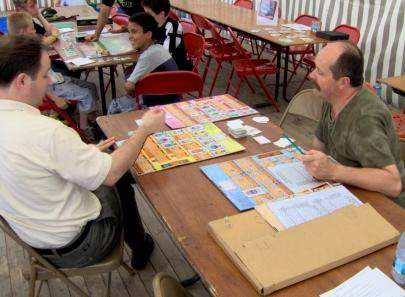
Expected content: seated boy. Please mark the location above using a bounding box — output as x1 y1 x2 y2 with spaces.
141 0 191 70
108 12 179 114
7 12 100 139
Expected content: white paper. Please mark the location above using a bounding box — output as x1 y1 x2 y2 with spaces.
282 23 311 31
267 185 363 229
274 137 292 148
253 135 271 144
320 266 404 297
115 139 127 147
278 38 294 43
135 119 143 126
59 28 74 34
66 57 95 66
244 125 262 136
81 28 109 35
268 161 323 193
252 116 269 123
227 119 244 129
250 29 261 33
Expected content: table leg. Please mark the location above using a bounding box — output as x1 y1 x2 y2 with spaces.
98 67 107 115
283 47 290 102
110 66 117 99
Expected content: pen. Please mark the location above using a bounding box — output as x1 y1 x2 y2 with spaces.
282 133 305 154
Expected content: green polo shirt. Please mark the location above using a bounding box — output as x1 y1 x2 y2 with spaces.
315 86 405 207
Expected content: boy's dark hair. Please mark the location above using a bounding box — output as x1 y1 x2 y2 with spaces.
129 12 158 39
0 35 47 87
330 41 364 87
141 0 171 15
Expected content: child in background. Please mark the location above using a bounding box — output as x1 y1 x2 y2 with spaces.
108 12 178 114
141 0 191 70
7 12 100 140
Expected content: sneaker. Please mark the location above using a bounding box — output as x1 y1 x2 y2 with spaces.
131 233 155 270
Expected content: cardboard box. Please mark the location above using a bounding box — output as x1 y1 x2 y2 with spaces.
209 204 399 295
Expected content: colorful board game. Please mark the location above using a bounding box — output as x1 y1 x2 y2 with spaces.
162 94 258 129
77 33 133 58
201 148 328 211
134 122 245 175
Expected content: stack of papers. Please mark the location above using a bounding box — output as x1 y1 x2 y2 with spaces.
274 136 295 148
282 23 311 31
320 266 404 297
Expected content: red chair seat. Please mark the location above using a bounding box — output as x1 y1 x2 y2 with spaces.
232 59 278 75
302 54 315 66
289 44 313 55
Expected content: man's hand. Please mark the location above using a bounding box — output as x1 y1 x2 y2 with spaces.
301 150 339 180
138 108 165 136
85 34 99 42
96 137 116 151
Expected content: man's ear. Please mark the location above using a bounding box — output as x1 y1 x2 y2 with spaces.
338 76 351 90
14 73 31 90
146 30 153 40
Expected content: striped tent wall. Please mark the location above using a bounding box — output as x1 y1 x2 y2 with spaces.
219 0 404 107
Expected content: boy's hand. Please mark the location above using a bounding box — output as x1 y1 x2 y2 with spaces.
52 96 69 109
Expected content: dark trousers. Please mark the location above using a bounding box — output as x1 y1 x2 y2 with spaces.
39 172 146 268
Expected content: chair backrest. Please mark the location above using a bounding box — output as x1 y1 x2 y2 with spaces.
135 71 203 108
190 13 212 35
334 24 361 44
278 89 323 128
294 14 320 27
168 9 180 22
227 27 252 61
153 272 194 297
183 32 205 72
364 81 376 94
180 19 197 34
234 0 253 9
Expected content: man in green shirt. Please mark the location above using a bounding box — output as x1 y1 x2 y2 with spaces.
302 41 405 207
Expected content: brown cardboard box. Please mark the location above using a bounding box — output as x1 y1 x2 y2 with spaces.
208 204 399 295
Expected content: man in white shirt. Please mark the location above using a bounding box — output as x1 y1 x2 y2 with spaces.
0 35 165 269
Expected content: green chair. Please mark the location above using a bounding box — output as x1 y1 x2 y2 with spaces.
153 272 194 297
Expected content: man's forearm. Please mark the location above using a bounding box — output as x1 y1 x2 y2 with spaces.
94 5 111 37
333 164 402 198
103 126 150 186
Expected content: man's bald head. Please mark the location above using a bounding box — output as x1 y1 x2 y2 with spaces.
323 41 364 87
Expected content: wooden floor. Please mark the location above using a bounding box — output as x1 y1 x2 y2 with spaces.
0 48 319 297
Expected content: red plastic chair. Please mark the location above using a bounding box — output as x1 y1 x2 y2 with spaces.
38 96 90 143
183 32 205 72
234 0 253 9
134 71 203 110
294 24 361 94
168 9 180 22
180 19 197 34
190 12 218 49
226 28 280 112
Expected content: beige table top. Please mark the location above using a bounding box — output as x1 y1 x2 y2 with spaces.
171 0 328 47
380 75 405 93
97 108 405 297
52 5 138 71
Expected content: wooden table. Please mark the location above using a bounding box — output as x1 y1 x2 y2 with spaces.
97 110 405 297
380 75 405 97
171 0 329 102
52 5 139 114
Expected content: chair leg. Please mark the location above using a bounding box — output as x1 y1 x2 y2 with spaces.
208 61 222 96
29 260 37 297
35 281 44 297
294 67 313 95
121 262 135 275
202 55 212 84
225 68 235 93
244 77 256 94
234 76 245 98
106 272 112 297
256 74 280 112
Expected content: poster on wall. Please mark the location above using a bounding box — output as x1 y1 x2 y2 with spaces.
256 0 278 26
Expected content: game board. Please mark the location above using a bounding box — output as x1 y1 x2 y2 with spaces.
201 148 328 211
162 94 258 129
77 33 133 58
134 122 245 175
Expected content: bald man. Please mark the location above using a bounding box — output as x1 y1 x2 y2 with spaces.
301 41 405 207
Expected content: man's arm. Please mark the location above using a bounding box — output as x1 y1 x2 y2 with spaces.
103 108 165 186
86 4 112 41
302 150 402 198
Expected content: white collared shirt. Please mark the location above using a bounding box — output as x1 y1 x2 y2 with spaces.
0 100 112 248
